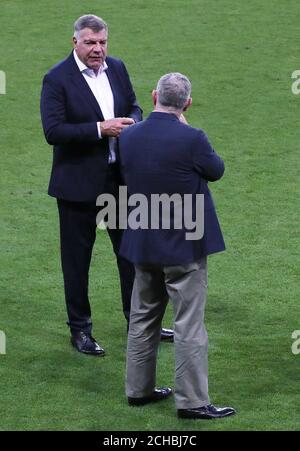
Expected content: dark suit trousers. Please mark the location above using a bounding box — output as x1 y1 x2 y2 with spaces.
57 165 134 333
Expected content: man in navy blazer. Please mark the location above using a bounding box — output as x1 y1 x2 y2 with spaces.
40 15 144 356
119 73 236 419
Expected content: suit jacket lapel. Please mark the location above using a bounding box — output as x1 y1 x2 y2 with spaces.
106 63 120 118
66 53 105 120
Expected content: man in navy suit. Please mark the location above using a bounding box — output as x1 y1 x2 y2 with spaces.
119 73 236 419
41 15 173 356
40 15 173 355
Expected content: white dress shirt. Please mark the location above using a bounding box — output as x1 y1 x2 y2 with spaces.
73 49 116 163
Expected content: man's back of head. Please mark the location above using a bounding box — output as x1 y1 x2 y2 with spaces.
154 72 192 114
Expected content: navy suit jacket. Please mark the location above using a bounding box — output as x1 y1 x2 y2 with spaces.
119 112 225 265
40 52 142 202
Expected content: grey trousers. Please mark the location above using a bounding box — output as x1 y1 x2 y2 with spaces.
126 257 210 409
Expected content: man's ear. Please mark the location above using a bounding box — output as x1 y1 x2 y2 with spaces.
152 90 158 106
183 97 192 112
72 37 77 48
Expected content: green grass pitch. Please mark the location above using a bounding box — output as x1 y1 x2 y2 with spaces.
0 0 299 431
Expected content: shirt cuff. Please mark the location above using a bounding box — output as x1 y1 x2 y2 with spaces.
97 122 102 139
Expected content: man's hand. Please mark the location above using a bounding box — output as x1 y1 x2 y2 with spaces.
100 117 135 137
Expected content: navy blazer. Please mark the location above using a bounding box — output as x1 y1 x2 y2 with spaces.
40 52 142 202
119 112 225 265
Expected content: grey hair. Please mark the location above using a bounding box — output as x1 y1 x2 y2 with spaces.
73 15 108 40
156 73 191 110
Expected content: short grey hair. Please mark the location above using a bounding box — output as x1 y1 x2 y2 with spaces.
74 15 108 40
156 73 191 110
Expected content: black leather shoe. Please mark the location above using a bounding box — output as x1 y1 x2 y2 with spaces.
71 331 105 356
160 328 174 342
178 404 236 419
128 387 172 406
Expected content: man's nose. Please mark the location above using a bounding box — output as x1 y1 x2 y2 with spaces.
93 42 103 52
